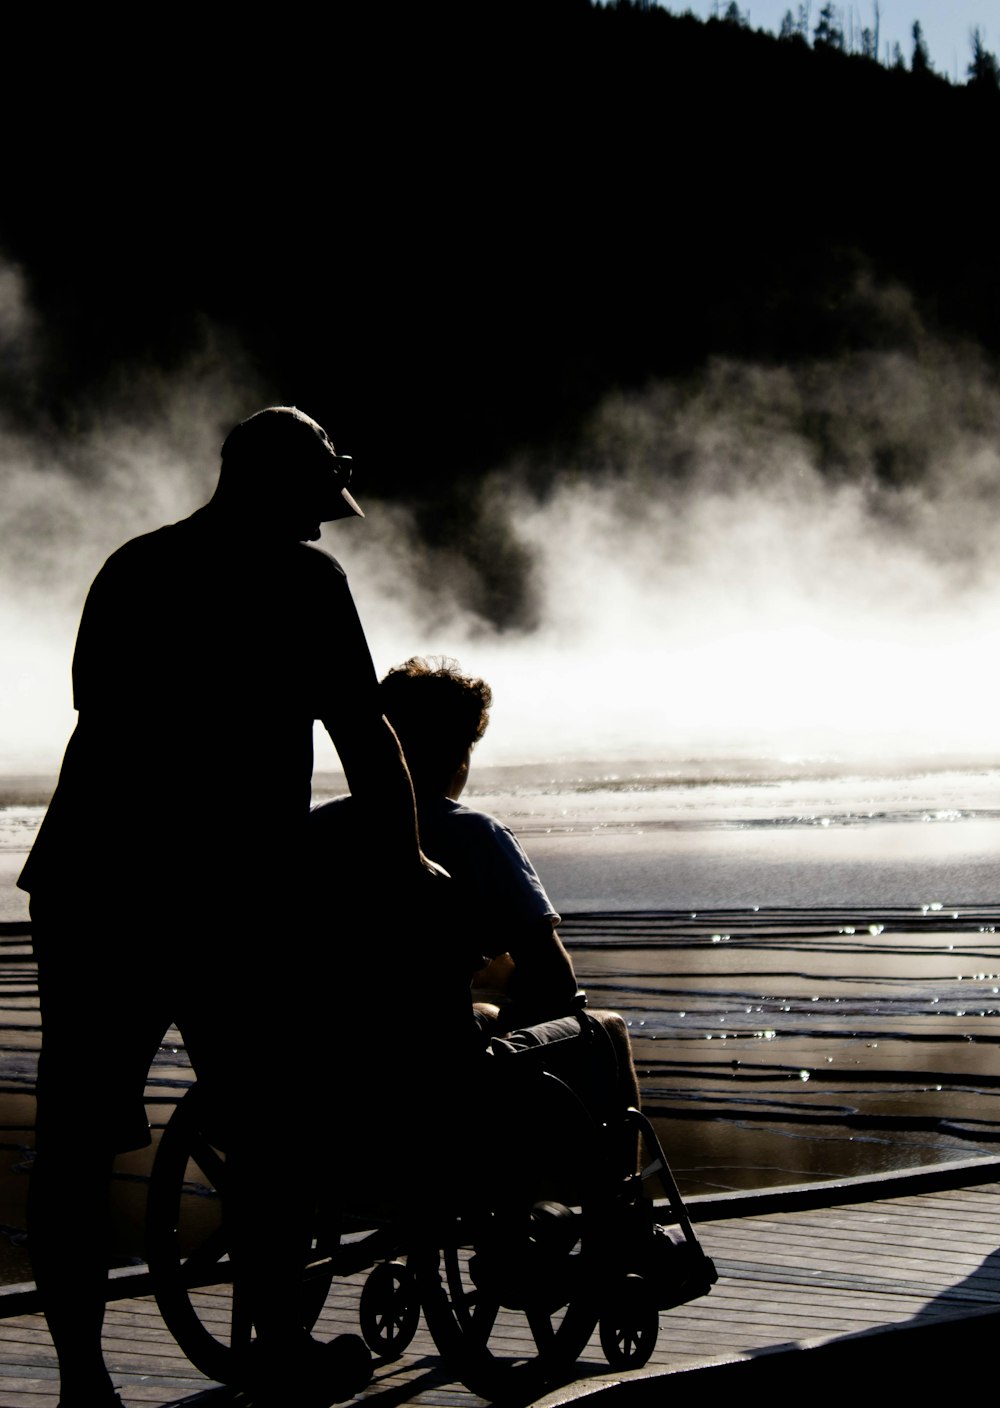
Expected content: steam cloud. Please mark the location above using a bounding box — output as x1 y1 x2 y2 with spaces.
3 258 999 775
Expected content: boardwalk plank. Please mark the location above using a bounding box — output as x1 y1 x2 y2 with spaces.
3 1188 1000 1405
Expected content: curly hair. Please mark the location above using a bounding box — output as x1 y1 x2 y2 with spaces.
379 656 492 793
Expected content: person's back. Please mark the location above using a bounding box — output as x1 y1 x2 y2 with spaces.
23 475 377 915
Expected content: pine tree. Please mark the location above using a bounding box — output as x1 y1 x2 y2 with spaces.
814 2 844 50
968 26 1000 92
911 20 931 75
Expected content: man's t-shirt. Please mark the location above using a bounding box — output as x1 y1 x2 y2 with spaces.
307 794 560 1064
20 504 380 914
414 796 560 949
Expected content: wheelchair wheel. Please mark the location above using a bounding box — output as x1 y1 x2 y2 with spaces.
599 1274 659 1369
145 1087 337 1384
414 1199 601 1400
359 1259 420 1360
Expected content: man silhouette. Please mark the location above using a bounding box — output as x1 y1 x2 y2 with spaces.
20 407 428 1407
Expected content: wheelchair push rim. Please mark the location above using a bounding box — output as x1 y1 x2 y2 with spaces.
412 1200 601 1401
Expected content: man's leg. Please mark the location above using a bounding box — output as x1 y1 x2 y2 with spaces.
27 1145 120 1405
587 1009 641 1111
177 969 320 1348
586 1008 642 1171
490 1010 642 1182
178 960 371 1406
30 901 164 1407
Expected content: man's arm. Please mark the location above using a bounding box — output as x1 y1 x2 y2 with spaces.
316 562 445 876
500 919 581 1026
322 699 449 878
458 812 577 1023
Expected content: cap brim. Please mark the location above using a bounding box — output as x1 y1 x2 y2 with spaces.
340 486 364 518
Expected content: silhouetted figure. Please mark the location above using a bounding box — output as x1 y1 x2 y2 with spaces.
20 407 428 1408
309 656 641 1199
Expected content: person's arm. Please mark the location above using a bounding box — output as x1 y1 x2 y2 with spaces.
327 702 438 868
461 812 577 1023
498 919 582 1027
317 563 445 876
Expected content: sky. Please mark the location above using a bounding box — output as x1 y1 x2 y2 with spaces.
657 1 998 80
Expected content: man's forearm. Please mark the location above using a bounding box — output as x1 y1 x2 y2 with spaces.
323 711 427 867
504 923 580 1022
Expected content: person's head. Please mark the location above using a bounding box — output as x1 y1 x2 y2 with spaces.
215 406 362 540
379 656 492 801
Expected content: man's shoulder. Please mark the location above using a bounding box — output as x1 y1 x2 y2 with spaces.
422 799 558 922
441 800 513 834
294 541 348 581
444 801 504 828
93 510 214 581
422 799 522 853
309 795 354 829
100 518 189 568
268 541 350 598
97 516 347 582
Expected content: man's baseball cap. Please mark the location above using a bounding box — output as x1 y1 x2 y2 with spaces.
221 406 363 519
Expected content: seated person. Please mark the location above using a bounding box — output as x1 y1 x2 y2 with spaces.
308 656 640 1198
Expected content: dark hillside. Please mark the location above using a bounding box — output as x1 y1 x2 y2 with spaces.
2 1 996 498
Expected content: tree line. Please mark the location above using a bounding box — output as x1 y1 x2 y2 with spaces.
693 2 999 88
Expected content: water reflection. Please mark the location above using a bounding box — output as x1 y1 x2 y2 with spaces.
562 906 1000 1195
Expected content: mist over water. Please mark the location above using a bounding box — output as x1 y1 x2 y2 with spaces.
3 257 1000 778
336 305 1000 772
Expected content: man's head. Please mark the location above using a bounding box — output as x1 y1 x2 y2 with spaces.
379 657 492 800
216 406 362 540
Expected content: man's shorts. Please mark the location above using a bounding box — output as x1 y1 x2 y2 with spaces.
488 1010 621 1122
479 1010 624 1201
31 900 175 1153
30 896 268 1156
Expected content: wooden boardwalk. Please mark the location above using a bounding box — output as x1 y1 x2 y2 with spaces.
4 1159 1000 1406
5 907 1000 1404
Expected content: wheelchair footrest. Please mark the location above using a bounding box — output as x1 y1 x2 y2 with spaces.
645 1227 715 1312
619 1221 718 1310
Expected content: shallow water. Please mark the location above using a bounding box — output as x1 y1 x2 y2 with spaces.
2 760 999 1282
559 908 1000 1195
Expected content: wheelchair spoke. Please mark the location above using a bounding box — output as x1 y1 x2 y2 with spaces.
610 1325 635 1356
229 1279 254 1351
598 1276 659 1369
359 1260 420 1360
181 1226 230 1286
526 1303 556 1354
416 1205 600 1400
188 1133 226 1191
468 1293 499 1344
443 1247 474 1332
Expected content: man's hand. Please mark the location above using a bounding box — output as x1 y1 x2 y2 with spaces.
420 852 450 880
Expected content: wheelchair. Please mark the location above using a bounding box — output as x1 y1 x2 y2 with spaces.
146 1058 716 1401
